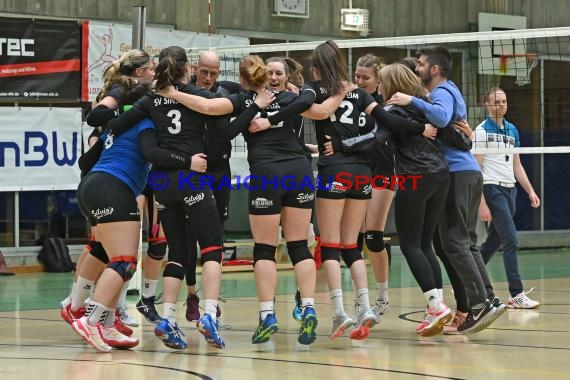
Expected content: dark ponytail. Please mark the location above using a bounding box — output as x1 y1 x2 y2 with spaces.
154 46 188 90
312 40 350 95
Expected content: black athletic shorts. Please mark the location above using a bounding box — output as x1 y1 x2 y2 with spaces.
248 158 315 215
316 163 372 200
77 171 140 226
152 168 218 212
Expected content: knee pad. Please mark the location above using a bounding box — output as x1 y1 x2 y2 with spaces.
88 241 110 264
147 236 167 260
163 262 186 280
320 242 341 262
287 240 314 266
200 246 223 264
340 245 363 268
365 230 385 252
253 243 276 266
107 256 137 281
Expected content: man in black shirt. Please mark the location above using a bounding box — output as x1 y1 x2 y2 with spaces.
185 51 235 321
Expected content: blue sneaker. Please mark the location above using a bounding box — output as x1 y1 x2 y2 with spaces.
297 306 318 345
251 313 279 344
197 314 225 349
154 318 187 350
136 296 162 324
292 290 303 322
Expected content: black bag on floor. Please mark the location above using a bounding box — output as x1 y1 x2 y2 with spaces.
38 236 75 272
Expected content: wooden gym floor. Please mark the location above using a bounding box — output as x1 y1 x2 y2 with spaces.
0 249 569 379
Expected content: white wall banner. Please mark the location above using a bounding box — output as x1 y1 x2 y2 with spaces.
0 107 82 191
86 21 249 101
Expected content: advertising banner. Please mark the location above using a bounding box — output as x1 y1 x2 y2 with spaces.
0 17 81 100
0 107 82 191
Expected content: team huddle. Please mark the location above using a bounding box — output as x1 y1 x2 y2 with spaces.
58 41 541 353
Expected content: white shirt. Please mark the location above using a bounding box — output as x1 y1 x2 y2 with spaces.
472 118 520 184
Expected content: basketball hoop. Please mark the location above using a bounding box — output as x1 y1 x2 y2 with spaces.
499 53 539 86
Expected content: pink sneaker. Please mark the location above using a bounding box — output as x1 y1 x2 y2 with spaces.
99 325 139 349
60 304 85 325
71 316 112 353
416 302 452 337
114 310 134 337
350 306 378 340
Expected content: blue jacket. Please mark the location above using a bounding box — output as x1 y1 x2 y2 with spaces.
411 81 479 173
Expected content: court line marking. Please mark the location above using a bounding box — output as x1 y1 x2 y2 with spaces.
0 357 212 379
0 353 464 379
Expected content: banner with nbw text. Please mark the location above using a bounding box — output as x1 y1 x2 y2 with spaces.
0 17 81 100
0 107 82 191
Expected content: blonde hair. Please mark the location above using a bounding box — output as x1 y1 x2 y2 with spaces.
239 55 268 89
100 49 151 98
378 64 427 100
355 54 385 78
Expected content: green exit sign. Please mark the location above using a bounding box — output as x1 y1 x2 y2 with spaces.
344 14 364 26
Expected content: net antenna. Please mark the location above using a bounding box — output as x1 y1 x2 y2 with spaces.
499 53 539 86
208 0 212 49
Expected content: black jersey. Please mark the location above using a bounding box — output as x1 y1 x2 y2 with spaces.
304 81 374 166
360 92 384 135
386 104 448 178
230 90 308 168
266 81 425 169
217 80 243 95
359 91 394 173
106 82 237 167
205 83 232 163
106 84 124 102
94 84 124 104
190 78 241 164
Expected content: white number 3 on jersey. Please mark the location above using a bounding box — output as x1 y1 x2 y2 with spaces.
167 109 182 134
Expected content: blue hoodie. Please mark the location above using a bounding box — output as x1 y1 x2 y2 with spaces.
410 80 479 173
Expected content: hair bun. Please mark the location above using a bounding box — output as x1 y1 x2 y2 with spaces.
120 61 135 75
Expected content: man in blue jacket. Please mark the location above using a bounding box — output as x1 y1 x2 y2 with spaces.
388 46 505 334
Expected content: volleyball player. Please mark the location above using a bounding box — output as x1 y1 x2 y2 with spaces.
324 63 453 336
61 49 155 332
106 46 252 350
155 54 349 345
72 78 202 352
134 185 165 324
353 54 393 324
249 41 434 340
